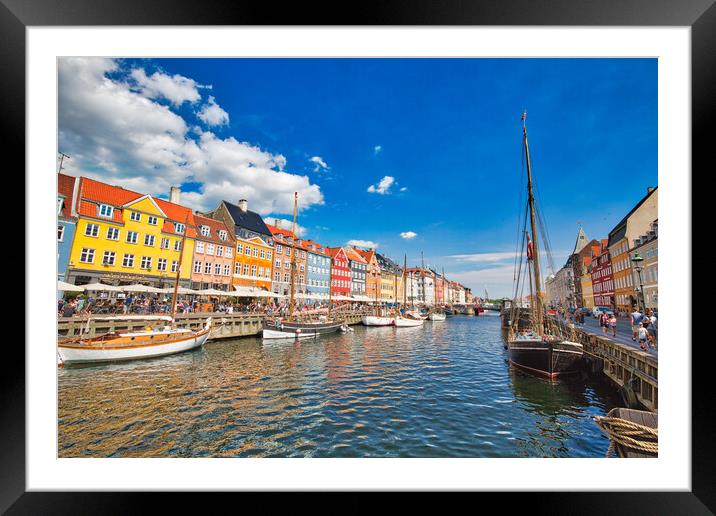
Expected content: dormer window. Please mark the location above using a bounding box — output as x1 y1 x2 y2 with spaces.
275 234 283 240
98 204 114 218
201 225 210 237
218 230 227 241
174 222 185 234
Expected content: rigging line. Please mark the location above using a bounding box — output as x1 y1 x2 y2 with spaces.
513 126 527 283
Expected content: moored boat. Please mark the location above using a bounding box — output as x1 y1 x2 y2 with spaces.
362 315 395 326
428 311 446 321
394 314 424 327
506 113 584 379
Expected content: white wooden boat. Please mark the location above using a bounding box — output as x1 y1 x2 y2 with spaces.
57 318 212 364
428 312 446 321
394 315 424 327
362 315 395 326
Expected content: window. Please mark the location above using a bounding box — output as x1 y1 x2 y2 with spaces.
57 225 65 242
171 261 178 273
267 251 272 260
275 272 281 281
276 245 282 254
223 264 230 276
144 234 155 246
174 222 185 234
122 253 135 268
85 223 99 237
57 197 64 215
260 249 265 259
206 243 215 255
286 248 291 256
194 261 202 273
79 248 95 263
214 263 221 275
161 237 170 249
130 211 141 222
157 258 167 271
204 262 212 274
201 226 210 237
251 265 257 276
258 266 263 277
126 231 138 244
106 227 120 240
174 240 181 251
245 246 251 256
148 216 158 225
140 256 152 270
218 230 227 241
236 243 243 254
284 273 290 282
253 248 259 257
98 204 114 218
275 259 281 269
225 247 232 258
217 246 224 257
196 241 205 253
102 251 115 266
244 264 250 275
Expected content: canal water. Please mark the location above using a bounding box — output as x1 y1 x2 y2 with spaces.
58 314 621 457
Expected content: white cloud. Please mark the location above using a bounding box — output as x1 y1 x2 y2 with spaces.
400 231 417 239
309 156 329 172
58 58 323 215
197 96 229 126
373 145 382 155
400 187 407 192
347 239 379 249
367 175 395 195
130 67 202 106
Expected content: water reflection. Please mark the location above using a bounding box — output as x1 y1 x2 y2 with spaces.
58 316 617 458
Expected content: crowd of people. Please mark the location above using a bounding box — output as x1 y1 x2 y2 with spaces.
58 295 368 318
630 308 658 351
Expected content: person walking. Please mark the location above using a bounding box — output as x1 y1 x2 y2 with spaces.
630 308 643 341
638 323 649 351
599 312 609 335
608 312 618 337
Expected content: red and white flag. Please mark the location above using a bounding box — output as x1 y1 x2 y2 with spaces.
526 234 534 261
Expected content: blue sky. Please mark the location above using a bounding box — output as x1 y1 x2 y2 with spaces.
58 58 657 297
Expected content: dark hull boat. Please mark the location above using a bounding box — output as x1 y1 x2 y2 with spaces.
262 319 344 339
508 335 584 379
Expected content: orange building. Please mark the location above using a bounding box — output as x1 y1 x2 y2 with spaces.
354 248 380 301
190 214 236 291
266 223 308 296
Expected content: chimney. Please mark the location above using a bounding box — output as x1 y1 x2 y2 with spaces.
274 219 281 229
238 199 248 212
169 186 181 204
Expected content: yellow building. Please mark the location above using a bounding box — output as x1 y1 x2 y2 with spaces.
66 176 196 288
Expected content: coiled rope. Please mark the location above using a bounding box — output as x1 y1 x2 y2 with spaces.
594 416 658 457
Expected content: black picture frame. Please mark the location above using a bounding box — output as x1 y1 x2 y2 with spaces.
5 0 708 512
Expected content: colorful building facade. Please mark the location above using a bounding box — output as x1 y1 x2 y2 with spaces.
267 223 308 296
630 220 658 310
57 173 79 283
328 247 352 297
207 200 274 291
190 214 235 291
344 247 368 297
590 240 613 308
66 176 196 288
304 240 331 301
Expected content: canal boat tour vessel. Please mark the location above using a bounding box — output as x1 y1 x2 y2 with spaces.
262 192 344 339
57 217 213 364
506 113 583 379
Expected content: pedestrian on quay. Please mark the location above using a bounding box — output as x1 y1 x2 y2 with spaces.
61 299 76 318
599 312 609 335
608 312 617 337
630 307 643 341
638 323 649 351
58 298 65 314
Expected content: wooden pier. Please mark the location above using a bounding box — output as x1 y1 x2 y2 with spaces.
58 311 368 341
546 316 658 412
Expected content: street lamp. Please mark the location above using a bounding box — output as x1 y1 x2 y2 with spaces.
631 251 645 311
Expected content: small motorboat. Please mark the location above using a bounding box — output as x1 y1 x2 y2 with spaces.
394 314 424 327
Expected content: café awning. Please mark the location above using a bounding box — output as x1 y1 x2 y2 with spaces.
57 280 84 292
80 282 123 292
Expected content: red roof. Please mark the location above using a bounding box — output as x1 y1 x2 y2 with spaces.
76 176 197 237
344 247 367 263
327 247 348 260
354 247 376 263
193 214 235 245
57 173 77 218
266 224 298 241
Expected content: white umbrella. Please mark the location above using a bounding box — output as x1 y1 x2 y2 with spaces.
195 288 229 296
81 282 123 292
121 283 164 293
57 280 84 292
160 286 199 295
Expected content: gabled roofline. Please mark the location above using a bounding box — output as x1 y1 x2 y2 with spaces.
121 194 168 218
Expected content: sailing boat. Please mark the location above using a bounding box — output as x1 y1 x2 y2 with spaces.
395 255 424 327
262 192 345 339
361 263 394 326
507 112 583 379
57 216 212 364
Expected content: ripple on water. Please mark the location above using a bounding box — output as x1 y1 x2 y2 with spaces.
58 316 620 458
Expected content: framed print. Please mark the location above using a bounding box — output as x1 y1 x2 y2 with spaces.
5 0 711 512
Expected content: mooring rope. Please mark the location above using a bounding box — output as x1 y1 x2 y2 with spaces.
594 416 658 457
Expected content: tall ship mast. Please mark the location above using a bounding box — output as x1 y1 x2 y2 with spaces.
506 112 584 379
